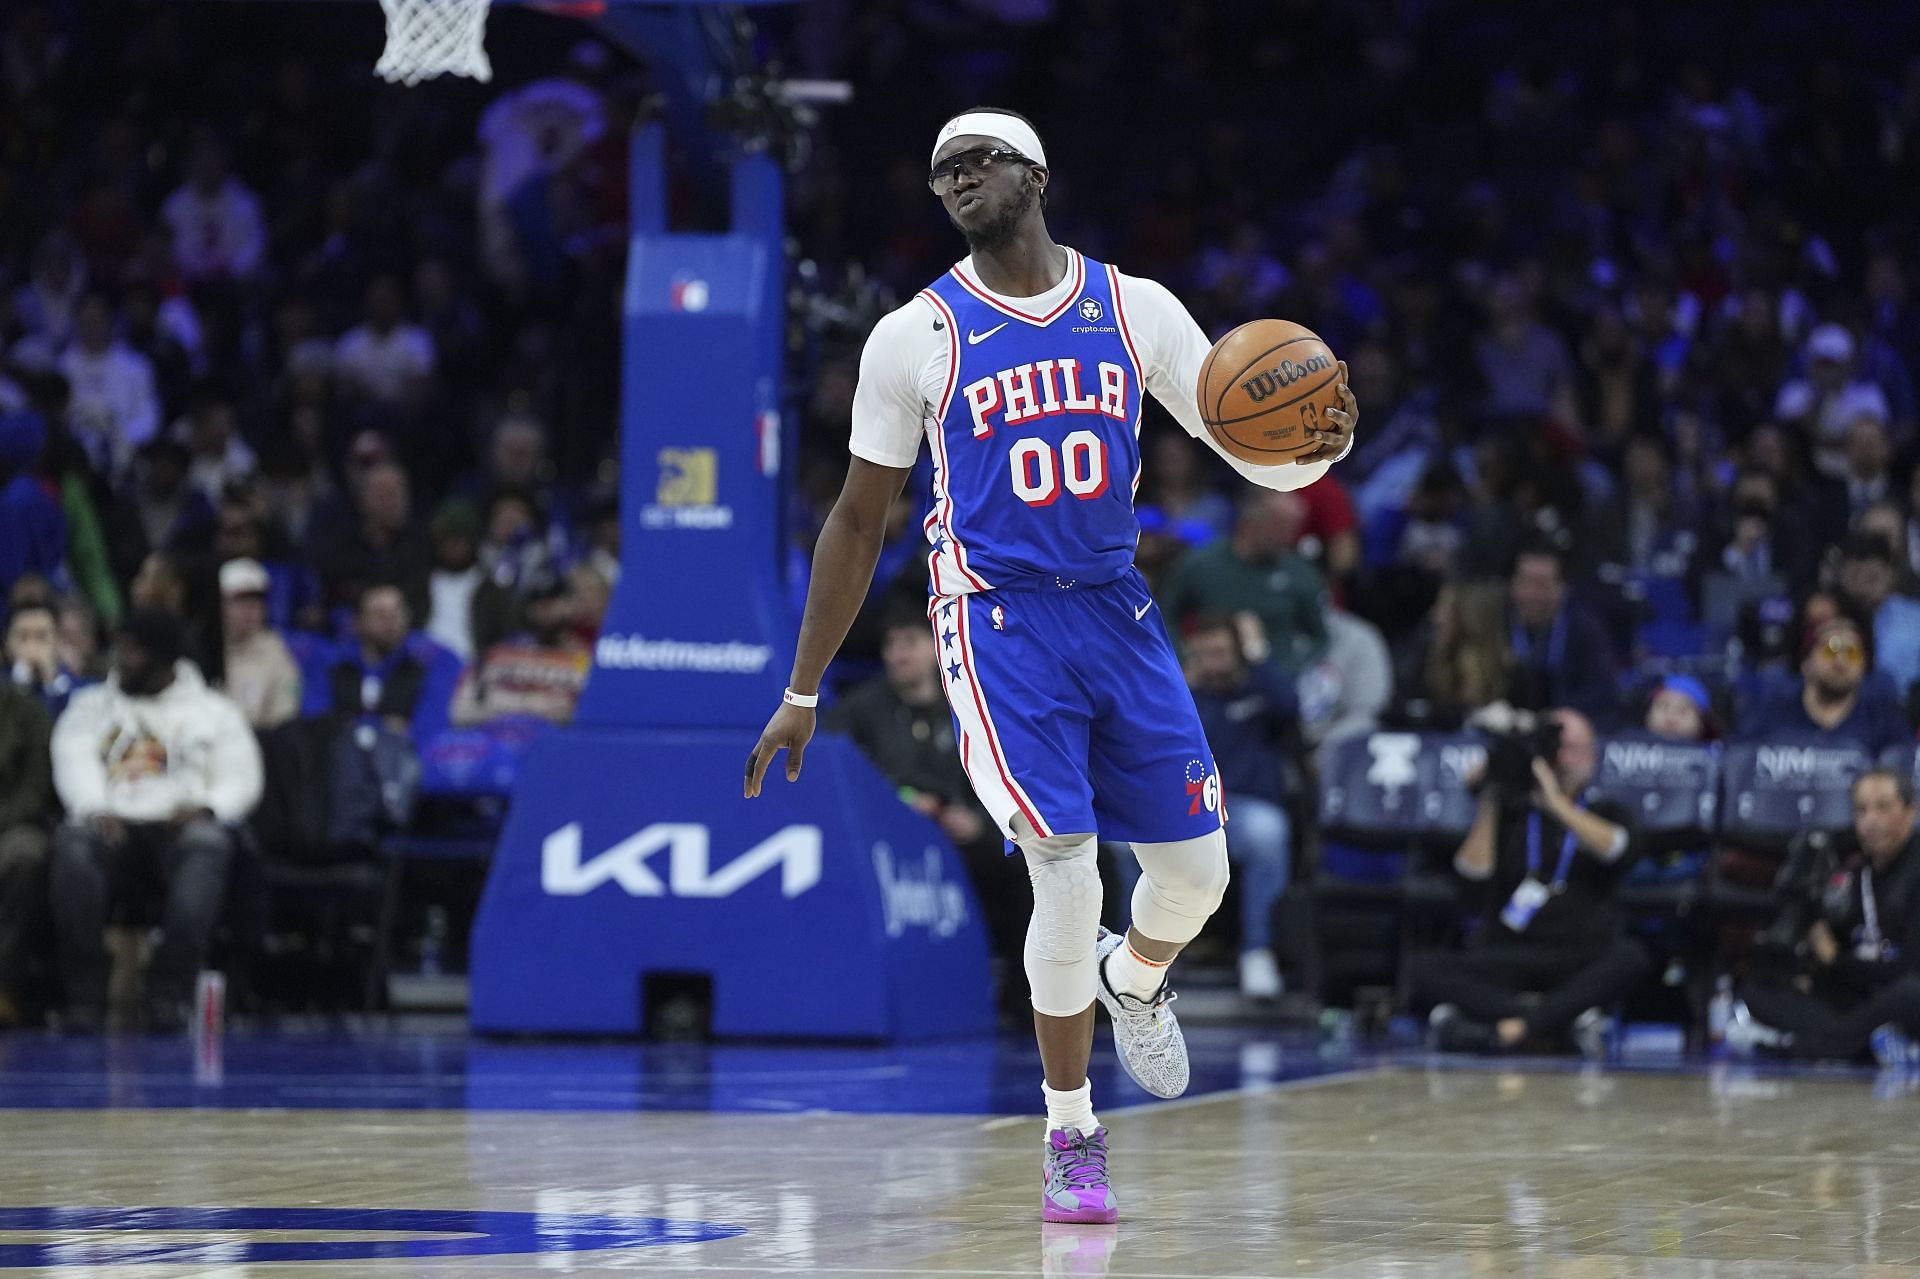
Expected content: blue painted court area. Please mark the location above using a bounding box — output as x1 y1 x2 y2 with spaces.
0 1207 742 1267
0 1025 1366 1113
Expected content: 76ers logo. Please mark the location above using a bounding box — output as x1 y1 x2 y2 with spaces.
1184 759 1221 816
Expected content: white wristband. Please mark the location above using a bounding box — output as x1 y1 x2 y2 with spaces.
783 687 819 708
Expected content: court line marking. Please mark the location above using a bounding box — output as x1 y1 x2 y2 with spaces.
976 1065 1380 1130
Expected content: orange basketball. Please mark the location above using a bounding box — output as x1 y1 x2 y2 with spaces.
1197 319 1343 463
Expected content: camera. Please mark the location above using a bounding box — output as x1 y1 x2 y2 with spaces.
1474 706 1563 803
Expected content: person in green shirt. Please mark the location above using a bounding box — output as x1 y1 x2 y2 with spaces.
1159 489 1330 674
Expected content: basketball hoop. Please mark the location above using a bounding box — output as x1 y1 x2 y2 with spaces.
374 0 494 86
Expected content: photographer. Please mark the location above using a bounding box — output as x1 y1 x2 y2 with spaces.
1409 708 1651 1054
1737 769 1920 1064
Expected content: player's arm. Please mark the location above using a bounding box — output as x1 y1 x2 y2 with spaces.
745 305 929 797
745 459 913 797
1120 274 1356 491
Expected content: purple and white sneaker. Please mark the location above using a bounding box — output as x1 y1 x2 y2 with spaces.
1042 1126 1118 1223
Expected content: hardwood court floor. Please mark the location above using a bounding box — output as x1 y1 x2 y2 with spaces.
5 1055 1920 1276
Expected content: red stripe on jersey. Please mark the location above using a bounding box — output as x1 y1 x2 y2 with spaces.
949 250 1086 327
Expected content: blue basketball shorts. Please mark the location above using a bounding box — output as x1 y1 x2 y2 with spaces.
930 568 1225 845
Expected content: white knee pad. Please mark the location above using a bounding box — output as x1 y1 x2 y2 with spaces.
1019 830 1102 1017
1129 826 1230 946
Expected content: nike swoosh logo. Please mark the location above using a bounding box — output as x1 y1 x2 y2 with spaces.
966 323 1009 345
1135 601 1153 620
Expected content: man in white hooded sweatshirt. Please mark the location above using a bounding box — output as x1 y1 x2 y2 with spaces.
49 610 263 1031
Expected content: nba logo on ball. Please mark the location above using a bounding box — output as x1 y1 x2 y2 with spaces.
1077 298 1103 322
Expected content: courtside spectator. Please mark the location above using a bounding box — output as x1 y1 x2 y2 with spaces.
158 135 266 282
7 600 87 717
449 415 562 519
477 487 557 603
49 609 262 1031
1776 324 1892 477
1835 416 1896 528
1293 471 1360 596
176 390 257 502
449 578 590 726
1410 709 1649 1055
56 595 105 681
1645 675 1715 742
333 276 436 415
1475 273 1577 423
1739 614 1911 756
313 461 433 616
1395 579 1511 727
59 295 159 478
125 439 213 562
1174 615 1298 999
424 499 503 662
1835 534 1920 701
1161 490 1330 675
319 583 432 735
1738 769 1920 1064
1297 606 1393 746
218 558 300 730
1506 542 1617 718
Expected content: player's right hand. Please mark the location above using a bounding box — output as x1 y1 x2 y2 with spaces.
744 703 817 798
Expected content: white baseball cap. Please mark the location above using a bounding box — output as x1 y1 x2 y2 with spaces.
219 558 269 597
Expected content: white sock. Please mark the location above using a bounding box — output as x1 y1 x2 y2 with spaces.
1104 935 1171 1001
1043 1081 1098 1136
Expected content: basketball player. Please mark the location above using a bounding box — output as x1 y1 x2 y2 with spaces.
745 109 1356 1222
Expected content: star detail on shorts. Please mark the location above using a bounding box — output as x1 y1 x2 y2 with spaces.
932 535 949 553
941 627 957 648
941 601 956 618
946 660 964 683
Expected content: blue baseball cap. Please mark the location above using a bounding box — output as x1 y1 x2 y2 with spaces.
1656 675 1710 714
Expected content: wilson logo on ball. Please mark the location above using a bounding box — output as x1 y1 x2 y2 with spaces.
1239 353 1333 404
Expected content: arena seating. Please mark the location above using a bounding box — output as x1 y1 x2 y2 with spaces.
1307 727 1896 1001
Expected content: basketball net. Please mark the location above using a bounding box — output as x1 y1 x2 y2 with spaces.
374 0 494 86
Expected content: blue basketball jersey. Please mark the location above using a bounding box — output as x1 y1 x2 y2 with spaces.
916 251 1144 595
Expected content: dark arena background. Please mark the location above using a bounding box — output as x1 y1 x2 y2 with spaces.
2 0 1920 1274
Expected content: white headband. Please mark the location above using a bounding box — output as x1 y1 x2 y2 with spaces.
931 111 1047 170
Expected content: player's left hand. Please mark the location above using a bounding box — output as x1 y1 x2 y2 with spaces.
1294 361 1357 465
744 702 816 798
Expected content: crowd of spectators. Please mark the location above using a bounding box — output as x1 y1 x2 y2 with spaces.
0 1 627 1028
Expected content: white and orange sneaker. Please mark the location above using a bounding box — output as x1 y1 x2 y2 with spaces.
1094 928 1189 1099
